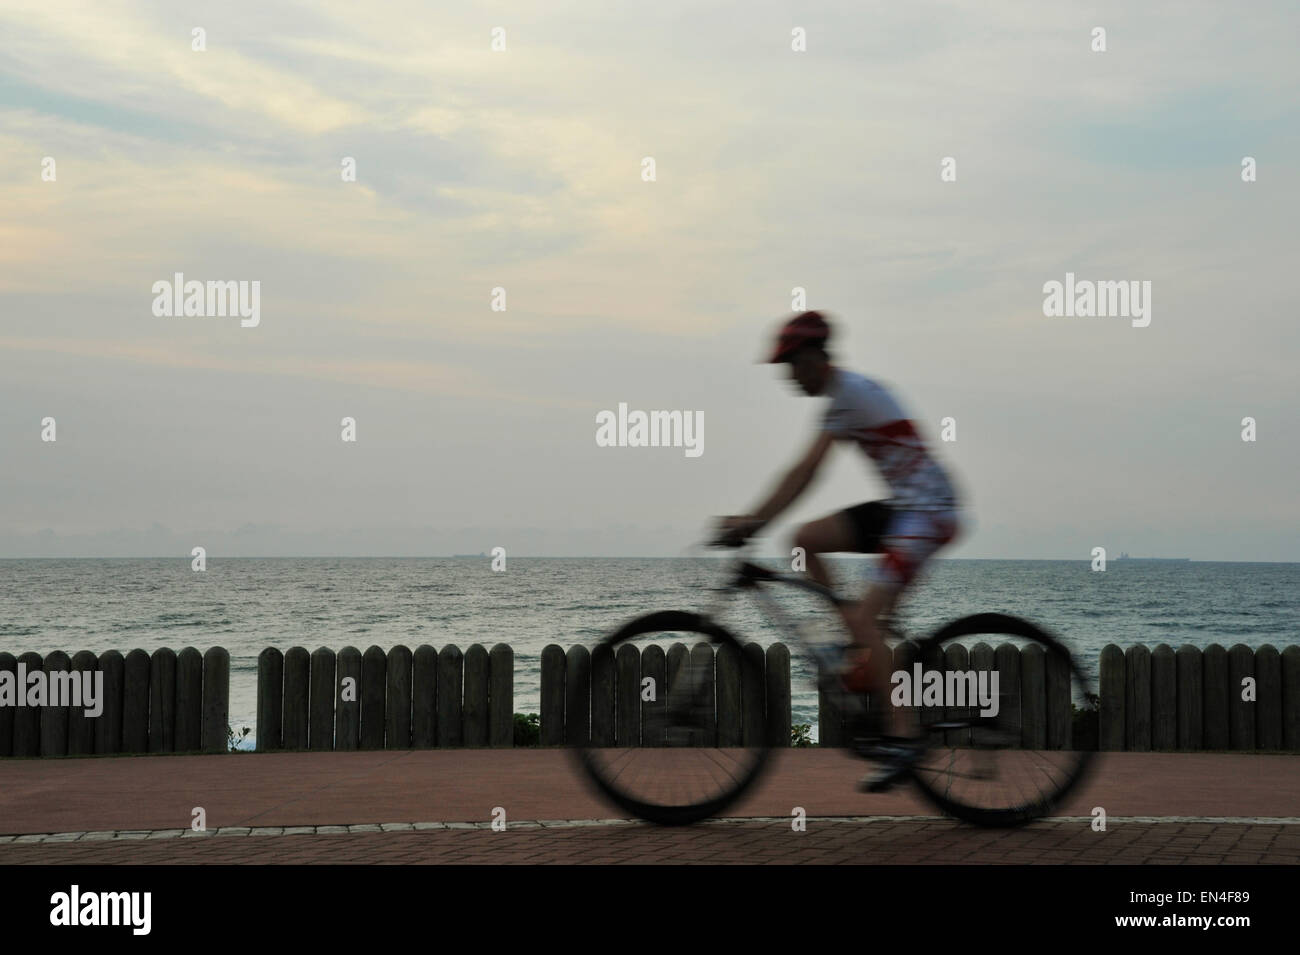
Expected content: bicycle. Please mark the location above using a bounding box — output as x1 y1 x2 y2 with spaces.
571 540 1094 827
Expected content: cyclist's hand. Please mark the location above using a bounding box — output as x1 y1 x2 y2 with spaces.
711 515 762 548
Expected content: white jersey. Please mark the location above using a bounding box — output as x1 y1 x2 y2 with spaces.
822 368 958 511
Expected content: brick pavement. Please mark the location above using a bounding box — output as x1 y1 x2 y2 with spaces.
2 818 1297 865
2 749 1297 864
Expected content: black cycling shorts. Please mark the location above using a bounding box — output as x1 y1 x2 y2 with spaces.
838 500 961 587
839 500 893 553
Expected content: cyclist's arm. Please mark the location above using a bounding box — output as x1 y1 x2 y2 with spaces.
747 430 835 529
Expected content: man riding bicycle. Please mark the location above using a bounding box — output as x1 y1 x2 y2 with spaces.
716 310 963 789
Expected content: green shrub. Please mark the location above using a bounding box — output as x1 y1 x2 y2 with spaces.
227 724 251 752
513 712 541 747
1071 692 1100 751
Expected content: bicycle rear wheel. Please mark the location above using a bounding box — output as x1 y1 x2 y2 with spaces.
900 613 1094 827
572 611 771 825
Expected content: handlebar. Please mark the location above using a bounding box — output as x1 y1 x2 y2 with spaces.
707 516 764 549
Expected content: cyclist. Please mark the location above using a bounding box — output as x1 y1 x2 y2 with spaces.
716 310 963 790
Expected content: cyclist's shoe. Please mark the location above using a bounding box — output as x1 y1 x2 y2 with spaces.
858 738 924 793
846 707 887 755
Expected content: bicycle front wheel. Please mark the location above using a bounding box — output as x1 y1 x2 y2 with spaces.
901 613 1095 827
572 611 772 825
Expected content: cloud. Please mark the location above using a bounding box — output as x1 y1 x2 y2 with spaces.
1 1 1297 556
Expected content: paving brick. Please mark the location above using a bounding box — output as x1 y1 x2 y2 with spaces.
8 818 1276 865
2 749 1298 863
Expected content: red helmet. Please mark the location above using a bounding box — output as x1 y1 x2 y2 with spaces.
767 310 831 363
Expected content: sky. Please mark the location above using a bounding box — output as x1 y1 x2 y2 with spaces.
1 1 1297 559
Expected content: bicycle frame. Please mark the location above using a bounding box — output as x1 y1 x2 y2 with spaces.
697 554 847 636
701 556 1042 757
696 553 872 725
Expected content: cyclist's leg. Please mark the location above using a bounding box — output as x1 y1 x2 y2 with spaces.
845 508 961 736
845 582 904 734
793 501 892 630
791 513 857 592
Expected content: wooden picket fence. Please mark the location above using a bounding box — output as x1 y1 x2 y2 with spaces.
544 639 1075 750
538 642 792 747
546 640 1300 752
1099 643 1300 751
255 644 513 750
3 641 1298 756
0 648 229 756
818 638 1075 748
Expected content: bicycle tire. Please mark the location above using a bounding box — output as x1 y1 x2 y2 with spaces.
902 613 1095 827
571 610 772 825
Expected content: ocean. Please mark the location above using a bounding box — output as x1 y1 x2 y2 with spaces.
2 558 1296 745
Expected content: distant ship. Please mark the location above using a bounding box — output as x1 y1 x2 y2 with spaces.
451 552 488 558
1117 552 1189 561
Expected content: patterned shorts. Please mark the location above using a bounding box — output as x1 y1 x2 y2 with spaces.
839 501 961 588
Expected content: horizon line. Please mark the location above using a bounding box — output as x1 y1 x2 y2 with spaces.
0 555 1295 564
